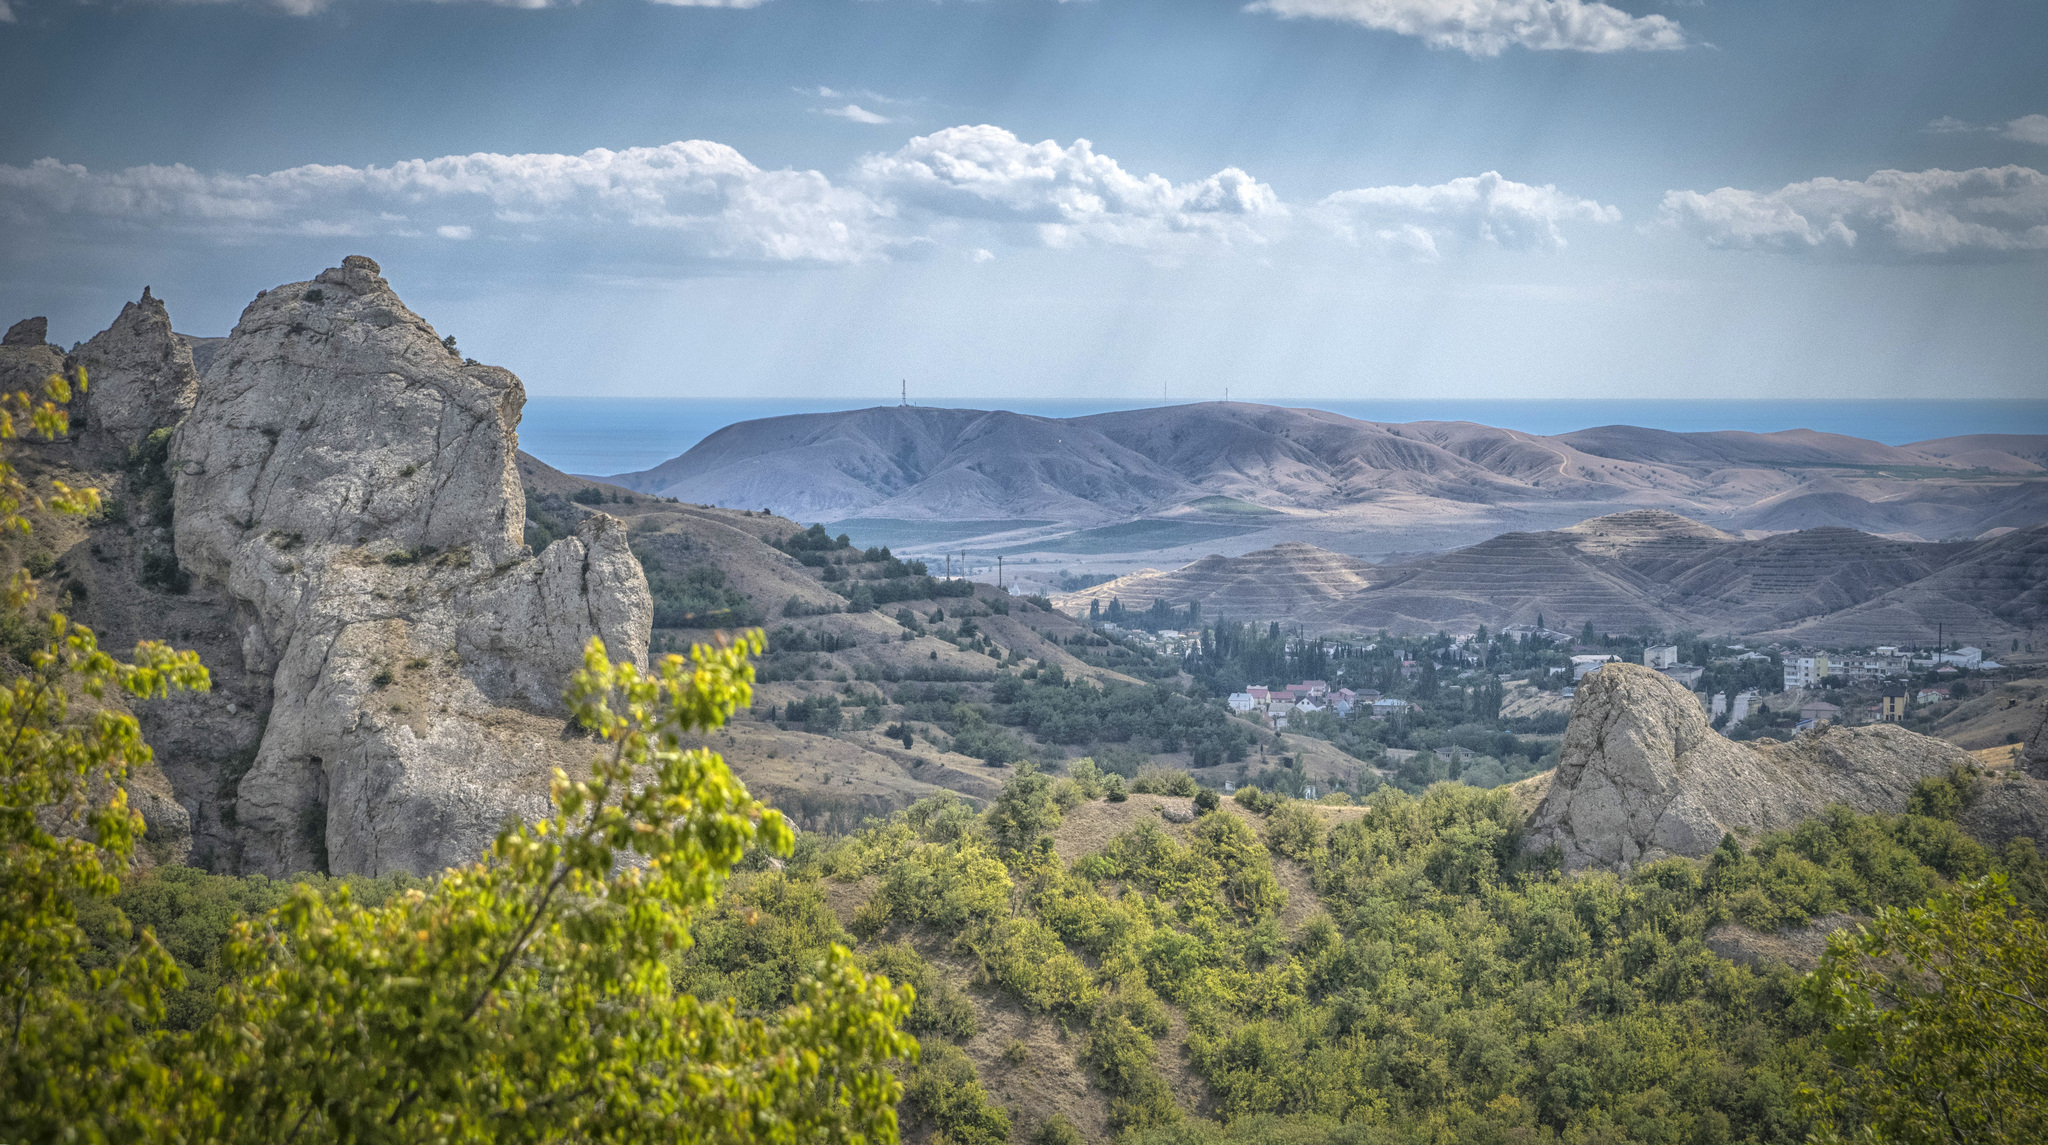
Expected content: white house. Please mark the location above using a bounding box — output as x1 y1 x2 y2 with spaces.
1644 645 1679 670
1227 692 1257 714
1784 655 1831 689
1572 654 1618 680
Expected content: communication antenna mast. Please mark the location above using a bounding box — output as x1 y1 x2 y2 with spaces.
901 379 908 406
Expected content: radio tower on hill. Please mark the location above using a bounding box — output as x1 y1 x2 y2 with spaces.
901 379 909 406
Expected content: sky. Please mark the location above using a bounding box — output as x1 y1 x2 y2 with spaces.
1 0 2044 402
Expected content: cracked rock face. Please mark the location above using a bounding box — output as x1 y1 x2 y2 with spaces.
174 255 651 877
1525 663 1975 870
68 287 201 460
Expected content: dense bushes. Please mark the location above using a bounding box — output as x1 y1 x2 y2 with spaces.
79 753 2048 1144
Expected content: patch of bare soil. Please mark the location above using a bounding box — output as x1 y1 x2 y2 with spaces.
1704 912 1863 972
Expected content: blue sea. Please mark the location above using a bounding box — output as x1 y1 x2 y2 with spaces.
518 397 2048 479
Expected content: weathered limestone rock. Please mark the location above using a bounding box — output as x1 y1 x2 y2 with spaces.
174 256 651 877
0 315 64 394
67 288 201 460
1526 663 1976 870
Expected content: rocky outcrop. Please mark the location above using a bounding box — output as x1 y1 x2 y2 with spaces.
67 287 201 460
1525 663 1977 870
0 315 65 394
173 256 651 877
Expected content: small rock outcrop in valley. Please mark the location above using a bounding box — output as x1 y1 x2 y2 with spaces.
67 287 201 460
1526 663 1977 870
173 256 651 877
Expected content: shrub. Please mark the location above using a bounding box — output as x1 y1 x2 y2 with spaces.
905 1042 1012 1145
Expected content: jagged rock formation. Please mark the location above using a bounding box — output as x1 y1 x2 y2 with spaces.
172 256 651 877
67 287 201 460
1525 663 1979 870
0 315 65 392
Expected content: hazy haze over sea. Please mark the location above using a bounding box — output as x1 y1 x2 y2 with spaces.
521 399 2048 479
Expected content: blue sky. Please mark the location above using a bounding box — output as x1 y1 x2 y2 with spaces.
2 0 2044 401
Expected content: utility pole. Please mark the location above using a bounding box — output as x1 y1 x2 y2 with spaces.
997 555 1004 590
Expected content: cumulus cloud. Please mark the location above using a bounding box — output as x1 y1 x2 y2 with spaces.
1247 0 1688 56
0 128 1612 270
855 125 1286 250
0 142 898 263
2007 115 2048 146
1658 166 2048 259
0 1 16 22
1311 171 1619 257
822 104 894 125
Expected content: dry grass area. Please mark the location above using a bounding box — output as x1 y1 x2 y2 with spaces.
1932 674 2047 751
1502 683 1572 721
1971 743 2024 771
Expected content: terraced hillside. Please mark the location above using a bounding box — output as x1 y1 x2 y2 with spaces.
1055 508 2048 644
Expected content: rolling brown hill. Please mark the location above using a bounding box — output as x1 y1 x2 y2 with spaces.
607 402 2048 560
1055 509 2048 644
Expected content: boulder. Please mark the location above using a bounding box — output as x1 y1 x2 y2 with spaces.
67 287 201 459
174 256 652 877
1525 663 1977 870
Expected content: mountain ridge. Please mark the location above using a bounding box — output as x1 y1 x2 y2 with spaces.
609 402 2048 557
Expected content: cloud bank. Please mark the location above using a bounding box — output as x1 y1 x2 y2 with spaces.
1247 0 1688 56
1658 166 2048 259
0 143 898 263
0 129 1618 268
1313 171 1620 258
854 125 1287 250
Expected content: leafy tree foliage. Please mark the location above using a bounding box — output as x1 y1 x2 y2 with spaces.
0 367 918 1143
1804 874 2048 1145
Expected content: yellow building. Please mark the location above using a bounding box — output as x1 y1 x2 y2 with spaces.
1879 685 1908 722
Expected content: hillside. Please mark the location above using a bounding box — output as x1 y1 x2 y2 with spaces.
607 402 2048 561
518 453 1371 828
1054 509 2048 643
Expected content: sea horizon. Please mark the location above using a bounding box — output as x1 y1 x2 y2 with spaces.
518 397 2048 480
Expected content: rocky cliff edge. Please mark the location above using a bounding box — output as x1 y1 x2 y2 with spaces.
173 256 651 876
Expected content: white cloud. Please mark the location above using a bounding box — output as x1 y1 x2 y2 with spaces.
855 125 1286 250
1311 171 1619 257
2006 115 2048 146
644 0 770 6
1 128 1612 270
1925 116 1988 134
0 1 16 22
1658 166 2048 259
822 104 894 125
813 85 910 106
0 142 897 263
1246 0 1688 56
